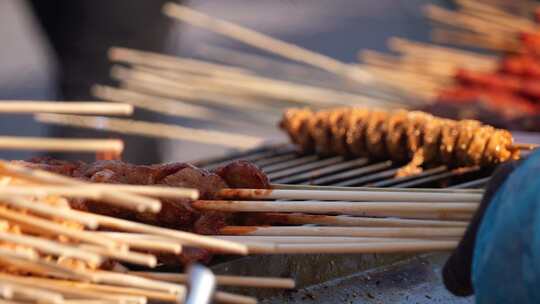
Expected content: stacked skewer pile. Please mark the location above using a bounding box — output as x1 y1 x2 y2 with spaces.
359 1 540 131
0 161 305 304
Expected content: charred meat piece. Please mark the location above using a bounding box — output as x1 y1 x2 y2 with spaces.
385 110 409 163
279 108 315 153
213 160 270 189
440 120 460 165
454 120 482 167
365 110 389 159
422 116 443 165
308 110 334 155
483 129 519 166
466 126 493 166
346 108 371 158
279 107 521 175
329 108 352 156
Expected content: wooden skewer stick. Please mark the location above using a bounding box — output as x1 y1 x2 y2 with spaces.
0 195 98 228
0 207 119 249
511 143 539 150
0 246 39 261
214 291 257 304
91 270 186 295
249 213 469 227
109 47 252 77
215 235 456 243
270 183 484 193
0 137 123 154
0 273 144 304
92 85 223 122
34 113 265 150
102 233 182 254
0 165 198 199
0 281 65 304
0 256 95 282
71 210 248 255
130 272 295 289
193 200 478 214
247 240 458 254
7 276 178 303
0 231 103 266
118 64 400 108
78 245 157 268
216 188 482 202
219 226 466 238
270 184 484 194
0 162 183 212
0 185 161 214
0 102 133 116
162 3 355 79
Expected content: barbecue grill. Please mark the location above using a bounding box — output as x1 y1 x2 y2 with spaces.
192 143 482 303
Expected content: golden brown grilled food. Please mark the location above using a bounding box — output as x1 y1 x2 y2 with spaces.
280 107 520 175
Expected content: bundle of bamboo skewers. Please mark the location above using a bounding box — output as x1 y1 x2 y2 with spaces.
0 161 310 304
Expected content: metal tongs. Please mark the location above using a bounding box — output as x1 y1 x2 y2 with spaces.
185 264 217 304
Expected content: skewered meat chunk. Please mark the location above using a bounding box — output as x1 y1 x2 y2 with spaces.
466 126 494 166
17 159 270 266
308 110 334 155
279 107 521 176
405 111 431 157
455 120 482 166
329 108 352 155
346 108 371 158
483 129 518 165
365 110 389 159
422 117 444 164
385 110 409 162
213 160 270 189
279 108 315 153
440 120 460 165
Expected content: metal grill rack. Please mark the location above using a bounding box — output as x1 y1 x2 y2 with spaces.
193 143 485 304
196 143 492 189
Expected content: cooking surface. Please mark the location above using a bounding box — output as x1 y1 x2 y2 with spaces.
195 143 481 303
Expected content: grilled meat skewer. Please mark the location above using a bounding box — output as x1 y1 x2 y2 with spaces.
280 107 520 175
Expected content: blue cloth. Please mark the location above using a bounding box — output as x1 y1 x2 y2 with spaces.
473 150 540 304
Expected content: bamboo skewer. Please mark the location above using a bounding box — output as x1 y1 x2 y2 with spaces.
270 183 484 193
162 3 359 80
0 174 198 201
91 270 186 295
71 210 248 255
0 137 124 154
219 226 466 238
250 213 469 227
130 272 295 289
0 207 119 249
6 276 178 303
109 47 252 78
34 113 265 150
0 185 161 214
214 291 257 304
216 188 482 202
0 273 147 304
0 281 65 304
0 195 98 228
248 240 458 254
0 232 103 266
215 235 454 243
118 64 401 108
77 245 157 268
92 85 223 122
0 102 133 116
193 200 478 214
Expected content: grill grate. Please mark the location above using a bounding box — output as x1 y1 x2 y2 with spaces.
196 143 492 189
